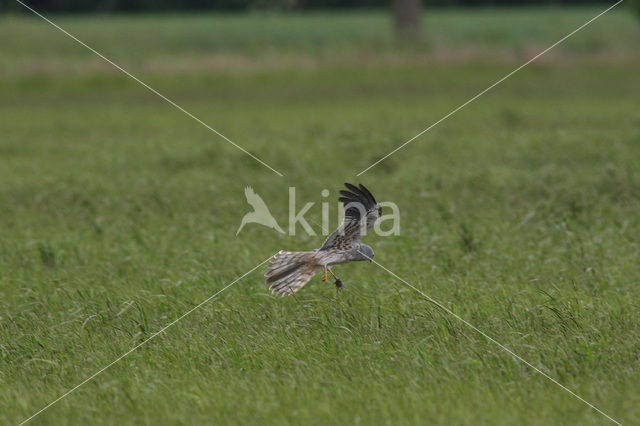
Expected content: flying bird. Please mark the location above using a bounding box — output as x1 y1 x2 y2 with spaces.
265 183 382 296
236 186 285 235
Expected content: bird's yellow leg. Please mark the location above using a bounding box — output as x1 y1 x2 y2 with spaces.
328 268 338 279
321 265 328 282
328 268 345 289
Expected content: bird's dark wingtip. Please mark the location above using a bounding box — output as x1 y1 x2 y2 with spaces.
342 182 377 208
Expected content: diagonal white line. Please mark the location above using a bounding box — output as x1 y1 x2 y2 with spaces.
14 0 284 177
18 253 275 426
356 0 624 176
362 252 622 425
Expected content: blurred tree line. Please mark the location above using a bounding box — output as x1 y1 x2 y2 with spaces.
0 0 616 12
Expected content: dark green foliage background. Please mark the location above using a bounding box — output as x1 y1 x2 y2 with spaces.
0 0 617 13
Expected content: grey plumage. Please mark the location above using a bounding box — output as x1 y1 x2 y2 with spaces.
265 183 381 296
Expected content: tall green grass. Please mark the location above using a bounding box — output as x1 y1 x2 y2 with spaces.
1 8 639 425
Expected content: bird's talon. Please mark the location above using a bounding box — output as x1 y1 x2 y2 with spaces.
321 267 329 282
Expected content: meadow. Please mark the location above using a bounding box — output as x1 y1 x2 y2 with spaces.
1 7 640 425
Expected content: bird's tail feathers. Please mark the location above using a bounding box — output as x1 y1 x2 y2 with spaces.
265 251 318 296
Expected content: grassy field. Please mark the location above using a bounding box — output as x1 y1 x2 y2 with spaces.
2 7 640 425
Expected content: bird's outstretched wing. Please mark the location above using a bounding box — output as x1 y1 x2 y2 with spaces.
320 183 381 250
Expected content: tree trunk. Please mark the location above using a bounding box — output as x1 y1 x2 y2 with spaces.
392 0 422 41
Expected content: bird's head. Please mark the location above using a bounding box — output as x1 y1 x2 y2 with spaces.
356 243 374 262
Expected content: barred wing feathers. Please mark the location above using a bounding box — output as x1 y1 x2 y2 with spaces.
321 183 381 250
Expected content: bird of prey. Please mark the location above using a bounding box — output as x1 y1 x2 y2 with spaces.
236 186 285 235
265 183 382 296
